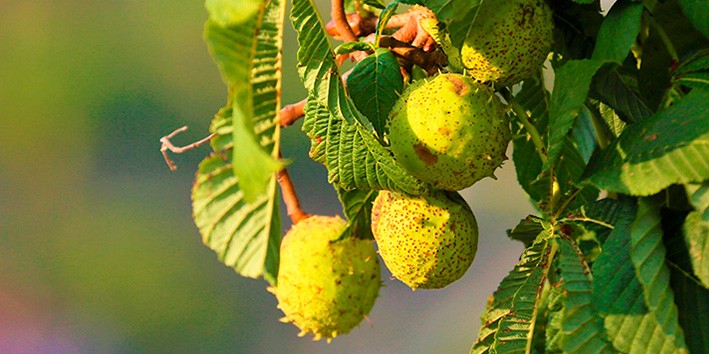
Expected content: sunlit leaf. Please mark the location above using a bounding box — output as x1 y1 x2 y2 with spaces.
592 199 689 353
302 98 429 195
192 109 281 286
557 236 613 353
471 233 554 354
583 88 709 196
205 0 263 27
291 0 365 126
204 0 285 202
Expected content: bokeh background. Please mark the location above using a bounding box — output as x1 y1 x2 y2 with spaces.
0 1 612 352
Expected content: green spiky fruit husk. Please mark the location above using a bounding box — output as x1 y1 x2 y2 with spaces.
371 190 478 290
461 0 553 87
388 73 511 191
272 215 381 342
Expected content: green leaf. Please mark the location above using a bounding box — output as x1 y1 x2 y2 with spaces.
544 284 565 353
673 49 709 90
556 237 613 353
302 98 429 195
593 66 653 123
668 262 709 353
471 233 555 354
683 210 709 288
205 0 262 27
346 48 404 138
592 198 689 353
686 181 709 213
596 102 627 140
291 0 366 126
583 88 709 196
629 198 688 351
591 2 644 63
204 0 286 202
192 109 281 286
567 198 635 245
547 59 605 170
336 188 378 240
507 216 548 247
662 207 709 352
374 1 398 47
512 76 549 204
334 41 374 55
678 0 709 38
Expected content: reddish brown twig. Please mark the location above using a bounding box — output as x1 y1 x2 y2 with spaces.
331 0 357 42
379 36 447 75
277 166 310 224
160 126 215 171
280 98 307 127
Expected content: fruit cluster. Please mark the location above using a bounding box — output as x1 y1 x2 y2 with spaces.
272 0 553 341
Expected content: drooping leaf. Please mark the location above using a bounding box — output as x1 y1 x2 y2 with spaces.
556 236 613 353
205 0 263 27
302 98 429 195
471 233 555 354
346 48 404 138
628 198 688 351
546 59 605 170
291 0 366 126
583 88 709 196
336 187 378 240
204 0 285 202
591 2 644 63
192 108 281 286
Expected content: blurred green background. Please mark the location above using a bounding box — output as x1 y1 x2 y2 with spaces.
0 1 536 353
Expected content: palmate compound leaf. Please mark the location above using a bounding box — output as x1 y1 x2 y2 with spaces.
592 198 688 353
556 236 613 353
204 0 285 203
583 88 709 196
302 98 429 195
471 231 555 354
192 108 281 286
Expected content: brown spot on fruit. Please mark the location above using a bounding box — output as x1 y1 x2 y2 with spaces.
447 75 469 96
413 143 438 165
